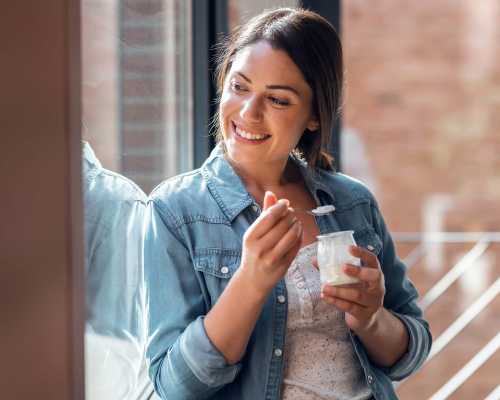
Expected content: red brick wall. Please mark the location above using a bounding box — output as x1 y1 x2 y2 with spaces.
120 0 166 191
343 0 500 233
343 2 500 398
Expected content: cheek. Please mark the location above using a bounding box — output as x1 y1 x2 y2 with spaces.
218 93 232 135
276 114 308 139
219 91 237 120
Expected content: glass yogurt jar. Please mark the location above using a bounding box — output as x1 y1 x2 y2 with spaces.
317 230 361 286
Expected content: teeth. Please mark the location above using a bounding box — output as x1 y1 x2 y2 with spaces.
235 125 267 140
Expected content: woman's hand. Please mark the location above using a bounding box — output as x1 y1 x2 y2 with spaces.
204 191 302 364
318 246 386 334
240 191 303 297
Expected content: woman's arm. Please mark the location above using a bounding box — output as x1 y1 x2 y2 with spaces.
320 203 431 380
321 245 409 367
144 201 225 400
144 192 302 399
204 192 303 364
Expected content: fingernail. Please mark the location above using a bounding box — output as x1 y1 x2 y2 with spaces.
277 199 290 207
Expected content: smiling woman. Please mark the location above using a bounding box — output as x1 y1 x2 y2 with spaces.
219 42 319 168
214 10 342 171
144 7 431 400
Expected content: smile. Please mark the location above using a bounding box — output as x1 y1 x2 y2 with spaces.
232 121 271 142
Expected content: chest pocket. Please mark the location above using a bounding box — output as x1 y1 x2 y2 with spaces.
193 248 241 278
353 227 383 256
193 249 241 307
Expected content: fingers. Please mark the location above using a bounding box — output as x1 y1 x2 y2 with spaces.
322 285 368 307
263 191 278 211
265 219 302 262
277 231 303 272
246 199 290 239
259 213 299 253
343 263 380 283
263 191 275 210
349 245 380 269
321 295 367 318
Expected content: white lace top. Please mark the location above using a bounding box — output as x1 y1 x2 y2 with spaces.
281 242 372 400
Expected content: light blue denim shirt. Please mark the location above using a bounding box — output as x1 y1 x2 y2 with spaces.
83 141 147 337
83 142 159 400
144 144 432 400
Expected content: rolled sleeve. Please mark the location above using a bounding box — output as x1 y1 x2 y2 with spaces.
371 203 432 381
382 312 432 380
144 200 240 399
180 317 242 387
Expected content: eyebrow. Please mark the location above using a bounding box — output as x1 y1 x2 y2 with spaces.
236 72 300 97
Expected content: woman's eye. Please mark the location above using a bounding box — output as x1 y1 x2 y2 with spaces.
269 96 290 107
231 81 246 92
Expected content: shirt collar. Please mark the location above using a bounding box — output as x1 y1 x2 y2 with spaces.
292 153 337 205
201 143 336 222
82 141 102 185
201 144 254 221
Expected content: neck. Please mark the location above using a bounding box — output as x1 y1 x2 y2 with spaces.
226 155 302 201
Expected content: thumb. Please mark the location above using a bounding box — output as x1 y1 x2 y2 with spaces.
263 191 278 211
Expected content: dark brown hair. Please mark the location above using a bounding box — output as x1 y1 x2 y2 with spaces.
214 7 343 170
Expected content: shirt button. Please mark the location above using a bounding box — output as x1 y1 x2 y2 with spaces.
252 205 259 212
220 266 229 274
274 348 283 357
367 245 375 251
297 282 304 289
367 375 374 384
277 295 286 304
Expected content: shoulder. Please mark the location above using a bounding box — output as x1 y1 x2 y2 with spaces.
86 167 147 205
149 168 205 204
148 168 214 226
316 169 378 210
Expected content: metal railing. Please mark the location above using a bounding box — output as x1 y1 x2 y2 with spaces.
393 232 500 399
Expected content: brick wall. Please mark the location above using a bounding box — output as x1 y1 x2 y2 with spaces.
83 0 192 193
343 0 500 233
343 2 500 398
82 0 120 171
119 0 166 192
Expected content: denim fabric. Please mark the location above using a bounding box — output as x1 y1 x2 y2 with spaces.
144 144 432 400
83 141 147 337
83 142 160 400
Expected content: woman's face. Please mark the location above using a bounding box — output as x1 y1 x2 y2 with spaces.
219 40 318 168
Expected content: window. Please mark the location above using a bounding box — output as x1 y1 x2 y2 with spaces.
82 0 193 193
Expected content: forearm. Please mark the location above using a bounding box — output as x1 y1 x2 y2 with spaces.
354 307 409 367
204 267 269 365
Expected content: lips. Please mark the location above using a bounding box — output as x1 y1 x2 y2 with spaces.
231 121 271 142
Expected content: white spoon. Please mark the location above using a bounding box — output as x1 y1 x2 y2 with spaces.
296 204 336 216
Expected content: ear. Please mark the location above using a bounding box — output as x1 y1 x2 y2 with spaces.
306 118 319 132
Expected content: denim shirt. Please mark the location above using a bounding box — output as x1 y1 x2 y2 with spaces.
144 145 432 400
83 142 159 400
83 141 147 337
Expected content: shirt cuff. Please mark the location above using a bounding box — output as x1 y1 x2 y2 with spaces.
180 316 242 387
382 311 429 380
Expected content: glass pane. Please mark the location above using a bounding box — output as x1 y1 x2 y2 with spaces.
343 1 500 398
81 1 191 399
82 0 193 192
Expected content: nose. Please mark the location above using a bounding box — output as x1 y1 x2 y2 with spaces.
240 95 262 123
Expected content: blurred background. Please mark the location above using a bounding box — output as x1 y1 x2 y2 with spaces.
81 0 500 399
